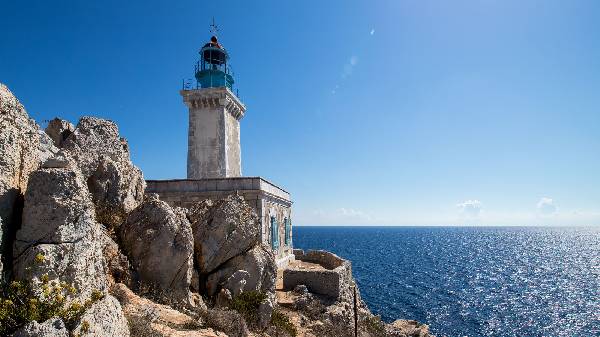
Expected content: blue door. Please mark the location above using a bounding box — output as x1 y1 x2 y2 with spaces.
271 216 279 250
284 218 291 245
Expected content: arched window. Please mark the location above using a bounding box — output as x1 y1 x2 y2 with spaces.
270 216 279 250
284 217 291 245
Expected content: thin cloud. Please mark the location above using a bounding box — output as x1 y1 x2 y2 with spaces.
309 207 373 225
457 200 482 217
342 55 359 79
370 28 375 35
537 197 557 215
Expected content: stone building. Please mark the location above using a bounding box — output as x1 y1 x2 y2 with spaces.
146 34 293 266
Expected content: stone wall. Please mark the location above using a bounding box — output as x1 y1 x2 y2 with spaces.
262 197 294 266
187 104 226 178
224 108 241 177
283 250 355 302
146 177 293 265
182 87 245 179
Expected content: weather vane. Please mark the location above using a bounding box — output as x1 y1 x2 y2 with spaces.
209 17 219 36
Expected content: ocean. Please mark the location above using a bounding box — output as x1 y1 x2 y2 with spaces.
293 226 600 337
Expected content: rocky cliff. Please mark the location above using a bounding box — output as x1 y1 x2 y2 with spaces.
0 83 433 337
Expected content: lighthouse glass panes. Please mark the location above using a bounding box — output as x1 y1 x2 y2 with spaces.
271 216 279 250
194 38 235 90
284 218 290 245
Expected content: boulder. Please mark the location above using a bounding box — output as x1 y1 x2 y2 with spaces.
60 116 145 227
0 83 40 216
206 244 276 297
119 194 194 306
0 84 45 281
11 318 68 337
215 288 233 308
188 194 260 275
44 117 74 147
386 320 433 337
72 294 130 337
100 231 131 287
223 270 250 297
257 298 274 328
12 166 107 300
112 283 221 337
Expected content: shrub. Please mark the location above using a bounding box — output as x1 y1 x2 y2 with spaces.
363 314 386 337
271 309 297 337
229 291 267 325
0 277 103 335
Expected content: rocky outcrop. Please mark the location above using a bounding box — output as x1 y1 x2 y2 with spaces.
44 118 74 148
188 195 260 275
101 231 131 287
0 84 40 217
386 320 432 337
112 283 224 337
12 166 107 300
72 294 130 337
0 84 49 282
60 116 145 227
206 244 276 297
11 318 69 337
119 194 194 306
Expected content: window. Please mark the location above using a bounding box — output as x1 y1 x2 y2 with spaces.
270 216 279 250
284 217 291 245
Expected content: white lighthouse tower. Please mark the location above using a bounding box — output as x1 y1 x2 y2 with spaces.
182 34 245 179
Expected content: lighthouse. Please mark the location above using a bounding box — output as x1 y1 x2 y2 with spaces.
146 26 294 267
182 35 245 179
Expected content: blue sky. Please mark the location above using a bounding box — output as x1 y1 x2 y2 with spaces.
1 0 599 226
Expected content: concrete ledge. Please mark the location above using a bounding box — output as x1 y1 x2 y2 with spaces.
282 249 353 301
146 177 290 203
276 252 295 268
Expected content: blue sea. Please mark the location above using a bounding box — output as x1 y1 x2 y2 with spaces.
293 226 600 337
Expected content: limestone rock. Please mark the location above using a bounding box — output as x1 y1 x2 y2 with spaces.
112 283 223 337
11 318 69 337
41 152 70 169
101 231 131 287
206 244 276 297
0 83 40 208
44 117 74 147
188 194 260 275
191 268 201 292
0 83 43 281
257 298 274 328
386 320 433 337
119 194 194 306
72 294 130 337
61 116 145 227
12 166 107 300
223 270 250 297
215 288 232 308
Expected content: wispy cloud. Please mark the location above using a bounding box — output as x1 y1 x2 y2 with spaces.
457 199 482 217
301 207 373 225
537 197 557 215
332 55 359 94
370 28 375 36
342 55 359 79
